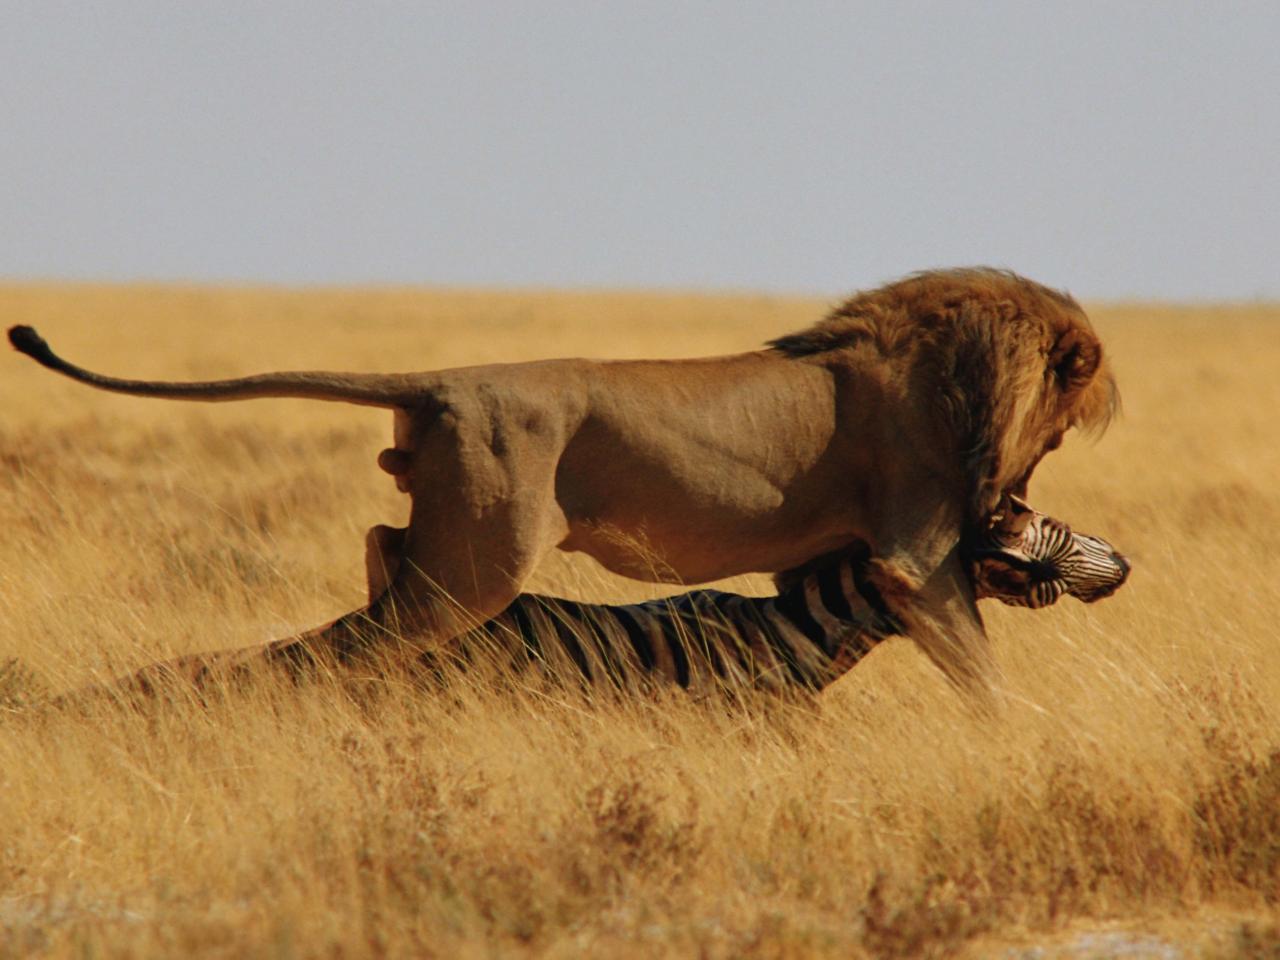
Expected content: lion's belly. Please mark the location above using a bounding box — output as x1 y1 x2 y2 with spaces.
557 512 858 585
547 352 866 582
554 433 858 582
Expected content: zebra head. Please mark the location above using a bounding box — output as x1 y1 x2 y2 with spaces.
966 495 1130 609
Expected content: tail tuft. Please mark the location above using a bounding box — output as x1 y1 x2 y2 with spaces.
8 325 54 362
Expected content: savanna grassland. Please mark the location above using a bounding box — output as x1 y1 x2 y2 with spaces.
1 285 1278 959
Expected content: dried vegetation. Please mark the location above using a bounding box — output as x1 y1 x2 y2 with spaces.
1 285 1278 957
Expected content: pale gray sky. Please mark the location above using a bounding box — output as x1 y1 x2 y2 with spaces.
2 2 1277 299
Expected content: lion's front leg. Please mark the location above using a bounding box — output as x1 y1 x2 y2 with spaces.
868 543 1001 706
859 483 1004 707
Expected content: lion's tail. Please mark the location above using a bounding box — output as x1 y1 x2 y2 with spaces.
8 325 423 409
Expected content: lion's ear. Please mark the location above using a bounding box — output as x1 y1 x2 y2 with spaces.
1049 329 1101 394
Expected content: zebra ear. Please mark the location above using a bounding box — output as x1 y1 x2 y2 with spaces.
989 493 1032 539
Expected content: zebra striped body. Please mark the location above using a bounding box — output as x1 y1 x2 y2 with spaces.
426 543 894 695
421 502 1129 693
29 500 1128 711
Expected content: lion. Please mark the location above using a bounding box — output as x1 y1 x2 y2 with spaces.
7 268 1116 701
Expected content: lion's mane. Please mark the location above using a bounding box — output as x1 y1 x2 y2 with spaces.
769 267 1118 523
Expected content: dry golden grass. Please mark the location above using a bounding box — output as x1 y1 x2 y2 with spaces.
1 285 1278 958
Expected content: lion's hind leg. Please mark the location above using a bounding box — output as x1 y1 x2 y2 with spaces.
267 403 570 674
365 524 406 604
61 402 569 703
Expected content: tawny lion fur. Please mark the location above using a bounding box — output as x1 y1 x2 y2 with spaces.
8 268 1116 700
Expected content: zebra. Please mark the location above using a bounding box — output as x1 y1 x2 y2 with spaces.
413 497 1130 695
36 498 1127 709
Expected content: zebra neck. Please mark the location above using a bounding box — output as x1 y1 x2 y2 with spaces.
762 559 899 686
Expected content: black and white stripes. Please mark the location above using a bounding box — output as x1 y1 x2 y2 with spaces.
425 543 898 694
419 500 1129 694
967 497 1130 610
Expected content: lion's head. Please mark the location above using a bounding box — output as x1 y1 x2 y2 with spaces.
769 267 1118 521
